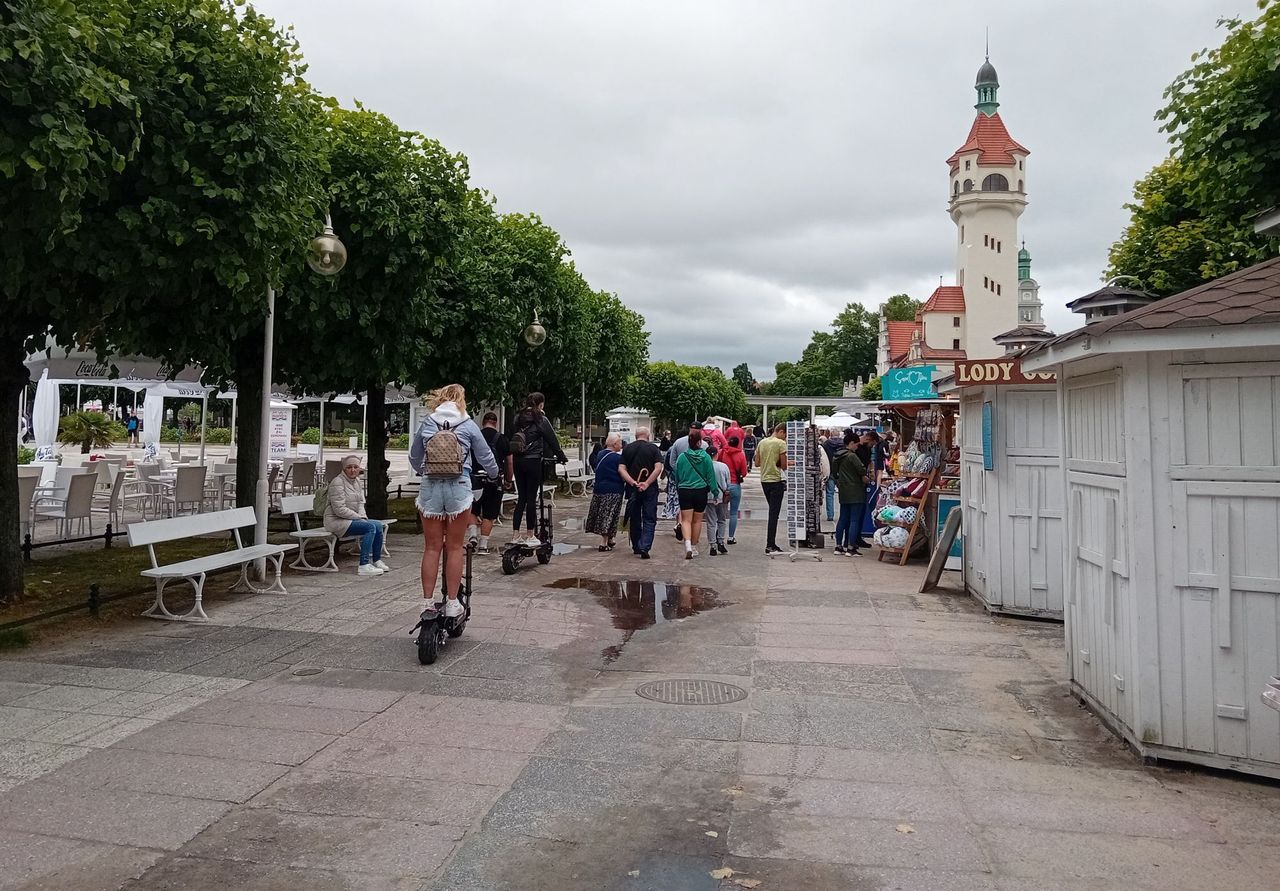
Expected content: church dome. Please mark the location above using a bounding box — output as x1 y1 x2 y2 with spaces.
975 59 999 87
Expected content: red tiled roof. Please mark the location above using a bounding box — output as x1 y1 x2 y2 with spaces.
947 113 1029 171
886 321 919 361
920 345 967 360
922 285 966 313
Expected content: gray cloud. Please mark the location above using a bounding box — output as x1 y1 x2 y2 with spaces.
258 0 1255 378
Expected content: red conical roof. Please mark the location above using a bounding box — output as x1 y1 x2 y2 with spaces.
947 113 1028 172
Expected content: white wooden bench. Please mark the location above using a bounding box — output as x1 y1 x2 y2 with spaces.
127 506 296 622
280 494 397 572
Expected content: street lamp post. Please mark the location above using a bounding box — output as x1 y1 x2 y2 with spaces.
255 215 346 578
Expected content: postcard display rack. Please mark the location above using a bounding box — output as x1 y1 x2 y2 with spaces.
783 421 824 552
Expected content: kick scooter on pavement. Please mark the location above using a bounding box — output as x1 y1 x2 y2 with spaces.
501 459 556 575
410 537 474 665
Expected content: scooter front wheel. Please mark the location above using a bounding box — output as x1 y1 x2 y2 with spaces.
536 548 551 565
502 551 520 575
417 627 440 665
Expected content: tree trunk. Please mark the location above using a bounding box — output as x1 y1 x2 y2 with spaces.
0 344 28 604
234 336 263 512
365 380 388 518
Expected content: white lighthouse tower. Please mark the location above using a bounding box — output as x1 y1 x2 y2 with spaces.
946 56 1028 359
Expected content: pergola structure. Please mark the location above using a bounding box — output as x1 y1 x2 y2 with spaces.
745 395 883 429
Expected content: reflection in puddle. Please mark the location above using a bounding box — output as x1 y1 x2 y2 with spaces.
551 543 580 555
543 578 728 662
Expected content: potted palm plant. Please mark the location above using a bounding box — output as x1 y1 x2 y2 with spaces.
58 411 127 454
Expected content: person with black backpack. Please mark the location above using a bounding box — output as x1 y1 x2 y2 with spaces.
409 384 498 619
508 392 567 546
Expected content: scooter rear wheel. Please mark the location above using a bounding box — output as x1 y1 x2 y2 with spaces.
417 628 439 665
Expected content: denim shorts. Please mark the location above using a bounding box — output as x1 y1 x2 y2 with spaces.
417 477 473 520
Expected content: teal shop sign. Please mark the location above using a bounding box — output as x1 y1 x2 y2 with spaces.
882 366 937 401
981 400 994 471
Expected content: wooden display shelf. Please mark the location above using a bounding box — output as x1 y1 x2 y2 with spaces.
877 468 938 566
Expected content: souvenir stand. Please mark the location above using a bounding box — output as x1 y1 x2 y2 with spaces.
939 358 1065 619
871 400 957 564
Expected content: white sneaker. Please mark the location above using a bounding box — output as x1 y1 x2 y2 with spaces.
357 564 383 577
373 560 390 571
477 544 491 555
443 599 465 618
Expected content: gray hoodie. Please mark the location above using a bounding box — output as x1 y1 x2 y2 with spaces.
408 403 499 482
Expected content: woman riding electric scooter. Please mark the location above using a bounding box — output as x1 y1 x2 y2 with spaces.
408 385 498 660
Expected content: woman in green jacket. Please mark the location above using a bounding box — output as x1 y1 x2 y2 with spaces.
831 431 868 556
675 429 719 560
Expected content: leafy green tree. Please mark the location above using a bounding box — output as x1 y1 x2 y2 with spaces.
732 363 757 394
0 0 141 600
630 362 746 430
276 105 470 515
880 294 922 322
1159 1 1280 219
860 377 882 400
1106 159 1268 295
4 0 329 599
768 302 880 399
1109 3 1278 296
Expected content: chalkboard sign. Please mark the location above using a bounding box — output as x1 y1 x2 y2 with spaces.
981 401 994 471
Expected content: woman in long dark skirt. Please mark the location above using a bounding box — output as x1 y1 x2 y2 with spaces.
584 434 625 550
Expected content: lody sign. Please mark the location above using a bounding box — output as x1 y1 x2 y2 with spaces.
955 358 1056 386
882 366 937 401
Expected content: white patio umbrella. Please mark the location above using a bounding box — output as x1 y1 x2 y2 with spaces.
32 369 60 449
142 385 165 446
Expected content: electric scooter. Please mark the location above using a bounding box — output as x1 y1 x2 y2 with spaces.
501 459 556 575
410 537 474 665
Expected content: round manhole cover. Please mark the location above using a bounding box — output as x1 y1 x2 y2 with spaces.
292 668 324 677
635 679 747 705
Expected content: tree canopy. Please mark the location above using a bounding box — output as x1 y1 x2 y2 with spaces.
1109 1 1279 294
630 362 748 429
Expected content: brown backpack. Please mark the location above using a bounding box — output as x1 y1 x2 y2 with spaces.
424 422 465 479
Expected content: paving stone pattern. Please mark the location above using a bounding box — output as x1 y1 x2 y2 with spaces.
2 480 1279 890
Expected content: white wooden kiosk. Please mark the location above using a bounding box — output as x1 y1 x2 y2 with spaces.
1023 256 1280 779
940 357 1066 619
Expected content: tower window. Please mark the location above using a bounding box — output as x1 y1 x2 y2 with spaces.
952 339 961 350
981 173 1009 191
953 181 959 195
997 241 1002 253
997 284 1002 295
953 316 961 327
983 235 988 246
961 226 965 240
963 179 974 192
983 276 988 288
965 160 971 171
1019 160 1023 170
1018 179 1023 192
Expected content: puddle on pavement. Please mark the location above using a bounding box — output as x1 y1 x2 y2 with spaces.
543 577 729 662
557 517 583 532
551 543 580 555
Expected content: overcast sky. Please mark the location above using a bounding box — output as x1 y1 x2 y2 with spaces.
257 0 1254 380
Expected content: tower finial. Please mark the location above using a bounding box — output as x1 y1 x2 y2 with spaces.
985 27 989 60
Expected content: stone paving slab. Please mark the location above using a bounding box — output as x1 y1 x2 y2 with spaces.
0 831 161 891
0 780 231 850
113 719 336 765
49 746 291 802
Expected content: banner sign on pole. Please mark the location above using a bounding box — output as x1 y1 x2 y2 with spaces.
269 405 293 461
882 366 937 401
981 401 994 471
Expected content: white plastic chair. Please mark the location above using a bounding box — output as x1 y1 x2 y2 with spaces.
17 474 39 539
93 466 129 531
158 465 208 517
35 472 97 538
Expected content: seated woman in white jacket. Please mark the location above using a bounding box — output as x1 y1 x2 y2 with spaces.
324 455 388 578
408 384 499 618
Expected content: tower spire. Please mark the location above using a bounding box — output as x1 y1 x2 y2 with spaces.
974 47 1000 117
